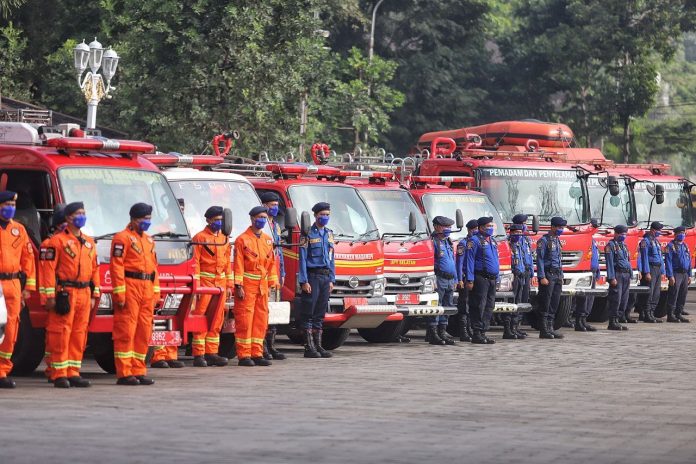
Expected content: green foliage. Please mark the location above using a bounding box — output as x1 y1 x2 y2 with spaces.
0 22 30 101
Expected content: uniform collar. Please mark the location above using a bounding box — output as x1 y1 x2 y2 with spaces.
0 218 12 229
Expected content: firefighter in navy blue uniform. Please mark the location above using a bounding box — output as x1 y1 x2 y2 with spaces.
505 224 526 340
455 219 479 342
536 216 566 339
636 221 665 323
665 226 691 323
605 224 632 331
428 216 457 346
511 214 533 338
465 216 499 345
298 202 335 358
573 219 600 332
259 192 286 360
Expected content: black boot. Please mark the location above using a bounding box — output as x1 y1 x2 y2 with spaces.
266 329 287 360
502 318 517 340
677 313 690 323
427 325 446 345
150 360 170 368
262 338 273 360
251 356 272 366
438 325 456 345
562 314 574 328
68 376 91 388
205 354 229 367
167 359 185 368
313 330 333 358
193 355 208 367
608 317 623 330
649 308 662 323
625 311 637 323
459 316 471 342
304 329 321 358
482 332 496 344
470 330 487 344
0 377 16 389
539 320 555 339
54 377 70 388
514 319 528 338
644 308 657 323
667 309 680 322
238 357 255 366
135 375 155 385
574 316 586 332
581 317 597 332
116 376 139 386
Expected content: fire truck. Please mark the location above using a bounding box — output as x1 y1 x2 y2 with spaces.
216 160 399 349
0 119 222 375
416 127 607 327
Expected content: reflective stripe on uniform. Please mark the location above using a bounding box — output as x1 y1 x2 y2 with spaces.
153 286 160 293
236 337 252 345
192 338 205 345
242 272 261 281
205 336 219 343
251 337 264 345
133 351 147 361
67 360 82 368
114 351 133 359
50 360 70 369
0 351 12 360
113 285 126 294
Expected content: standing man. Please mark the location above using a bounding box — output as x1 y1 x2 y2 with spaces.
429 216 456 346
605 225 632 331
536 216 566 339
573 219 600 332
260 192 286 360
637 222 665 323
39 202 100 388
233 206 278 366
465 216 499 345
298 202 335 358
0 191 36 389
110 203 160 386
511 214 533 338
455 219 479 342
504 224 525 340
665 226 691 323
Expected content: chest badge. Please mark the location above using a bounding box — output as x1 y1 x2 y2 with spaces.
11 228 19 236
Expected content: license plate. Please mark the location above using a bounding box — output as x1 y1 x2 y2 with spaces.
396 293 419 305
148 330 182 347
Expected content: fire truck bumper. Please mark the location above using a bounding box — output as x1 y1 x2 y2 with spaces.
323 297 401 329
384 292 439 306
394 305 457 317
493 302 532 313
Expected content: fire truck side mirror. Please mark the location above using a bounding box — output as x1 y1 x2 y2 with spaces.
300 211 312 236
607 176 620 197
285 207 298 231
655 184 665 205
455 209 464 230
531 215 540 233
222 208 233 236
408 211 417 233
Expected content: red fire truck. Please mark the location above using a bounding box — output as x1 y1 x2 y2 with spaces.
0 120 222 374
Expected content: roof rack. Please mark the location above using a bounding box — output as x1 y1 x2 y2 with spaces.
0 109 53 126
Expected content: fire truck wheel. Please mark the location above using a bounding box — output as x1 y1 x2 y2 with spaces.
653 293 668 318
358 320 406 343
587 297 609 323
91 334 116 374
553 296 574 331
9 305 45 376
321 328 350 350
218 333 236 359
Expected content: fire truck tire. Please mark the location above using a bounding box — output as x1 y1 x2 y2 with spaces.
553 296 574 331
9 305 45 376
91 334 116 374
587 298 609 323
218 333 237 359
653 293 668 318
357 320 406 343
322 328 350 350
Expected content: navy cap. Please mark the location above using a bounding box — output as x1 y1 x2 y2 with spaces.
205 206 224 219
259 192 280 204
0 191 17 203
312 202 331 214
433 216 455 227
650 221 663 230
129 202 153 219
614 224 628 234
590 218 600 228
512 214 528 224
51 205 66 228
64 201 84 217
674 226 686 234
550 217 567 227
509 224 524 231
466 219 479 229
477 216 493 226
249 205 268 217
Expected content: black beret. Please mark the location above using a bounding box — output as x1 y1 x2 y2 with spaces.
512 214 528 224
550 217 567 227
466 219 479 229
477 216 493 226
650 221 663 230
259 192 280 204
204 206 224 219
590 218 600 228
509 224 524 231
0 191 17 203
51 205 66 228
674 226 686 234
614 224 628 234
432 216 454 227
249 205 268 217
64 202 84 217
312 202 331 214
129 202 153 219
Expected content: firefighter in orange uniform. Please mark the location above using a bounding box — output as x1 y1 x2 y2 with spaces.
110 203 160 386
233 206 278 366
39 202 100 388
0 191 36 389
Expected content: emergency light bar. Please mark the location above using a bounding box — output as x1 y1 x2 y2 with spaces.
338 170 395 180
611 163 671 174
143 153 225 167
46 137 155 153
266 163 341 177
410 175 474 185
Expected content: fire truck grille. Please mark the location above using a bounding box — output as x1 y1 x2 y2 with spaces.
385 275 424 294
561 251 582 267
332 276 374 297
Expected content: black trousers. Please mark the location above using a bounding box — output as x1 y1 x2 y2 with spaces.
470 275 496 332
636 264 663 315
574 278 596 318
608 271 631 318
538 271 563 326
667 272 689 316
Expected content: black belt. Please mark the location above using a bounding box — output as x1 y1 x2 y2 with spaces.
435 271 455 280
0 272 20 280
475 271 498 280
125 271 156 281
57 279 91 289
649 263 662 267
615 268 631 273
673 269 688 274
308 268 331 276
546 268 562 274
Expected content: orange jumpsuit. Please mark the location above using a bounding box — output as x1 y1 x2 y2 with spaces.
233 227 277 359
0 220 36 377
39 229 100 380
38 235 55 379
110 225 160 378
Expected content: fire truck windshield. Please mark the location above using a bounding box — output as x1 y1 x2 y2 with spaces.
421 193 505 241
288 185 379 241
169 179 264 239
478 167 589 225
358 189 428 237
588 175 635 226
634 181 694 229
58 167 190 264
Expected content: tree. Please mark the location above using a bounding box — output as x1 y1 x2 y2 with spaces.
0 22 31 103
0 0 25 19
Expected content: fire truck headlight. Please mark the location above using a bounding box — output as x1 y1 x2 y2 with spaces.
421 276 436 294
372 278 385 297
497 272 514 292
98 293 112 310
576 276 592 289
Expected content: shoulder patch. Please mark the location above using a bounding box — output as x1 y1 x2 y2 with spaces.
113 243 125 258
11 228 19 236
457 246 464 256
40 247 56 261
639 241 646 248
299 236 308 248
467 241 474 250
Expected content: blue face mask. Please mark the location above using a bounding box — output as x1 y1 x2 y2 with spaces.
268 205 279 217
616 234 626 242
72 214 87 229
522 224 528 232
485 226 494 236
556 228 564 236
209 220 223 232
253 217 267 230
318 215 330 227
677 233 686 241
654 231 661 237
0 205 15 220
510 234 521 243
471 230 479 236
138 220 151 232
442 228 451 237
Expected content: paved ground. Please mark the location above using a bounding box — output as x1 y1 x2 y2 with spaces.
2 302 696 464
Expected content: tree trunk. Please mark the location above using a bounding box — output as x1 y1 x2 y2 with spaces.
622 118 630 164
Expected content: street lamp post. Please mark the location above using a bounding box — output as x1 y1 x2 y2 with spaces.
73 38 119 129
368 0 386 64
